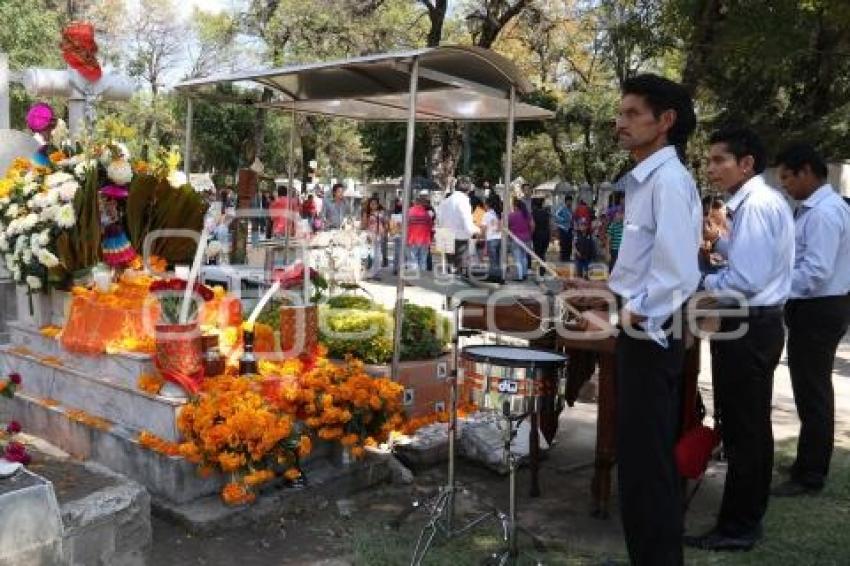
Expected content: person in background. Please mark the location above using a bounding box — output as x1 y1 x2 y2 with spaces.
483 195 503 281
389 199 404 275
690 128 794 553
313 185 324 216
321 183 346 230
574 199 591 225
363 196 387 280
573 217 596 278
270 186 299 238
772 143 850 497
507 197 533 281
554 195 574 261
470 193 486 265
407 191 434 276
302 194 317 220
606 205 624 270
531 198 551 277
436 179 479 275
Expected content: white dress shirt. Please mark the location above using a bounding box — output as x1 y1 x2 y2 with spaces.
437 190 478 240
790 183 850 298
608 146 702 344
704 175 795 306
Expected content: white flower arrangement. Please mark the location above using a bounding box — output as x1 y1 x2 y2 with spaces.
56 204 76 229
25 275 42 290
36 248 59 268
106 159 133 186
5 203 19 218
167 170 188 189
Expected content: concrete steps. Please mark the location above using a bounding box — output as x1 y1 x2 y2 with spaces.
0 344 182 442
4 390 223 505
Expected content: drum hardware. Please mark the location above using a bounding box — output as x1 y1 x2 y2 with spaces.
459 344 568 565
410 300 496 566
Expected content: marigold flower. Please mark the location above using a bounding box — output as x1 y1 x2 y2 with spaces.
244 469 275 487
297 435 312 458
221 482 255 506
283 468 302 481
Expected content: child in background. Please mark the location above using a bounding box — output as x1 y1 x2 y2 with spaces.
573 217 596 278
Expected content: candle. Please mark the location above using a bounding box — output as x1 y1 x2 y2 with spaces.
93 269 112 292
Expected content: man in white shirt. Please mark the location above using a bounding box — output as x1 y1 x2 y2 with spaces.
567 74 700 566
772 143 850 496
436 179 479 275
689 128 795 552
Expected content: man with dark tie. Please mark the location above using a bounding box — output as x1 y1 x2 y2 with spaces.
687 128 795 552
567 74 701 565
773 143 850 496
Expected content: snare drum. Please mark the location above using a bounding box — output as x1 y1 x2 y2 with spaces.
462 345 567 416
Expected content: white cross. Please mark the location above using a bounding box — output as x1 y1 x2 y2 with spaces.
0 51 134 137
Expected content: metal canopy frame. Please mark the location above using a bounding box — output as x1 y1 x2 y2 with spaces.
174 45 552 380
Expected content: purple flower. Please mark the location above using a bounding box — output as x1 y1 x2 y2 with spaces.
6 421 21 434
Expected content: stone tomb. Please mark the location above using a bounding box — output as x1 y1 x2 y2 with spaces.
0 291 390 522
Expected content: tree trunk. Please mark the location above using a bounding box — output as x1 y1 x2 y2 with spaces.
253 88 274 164
680 0 723 96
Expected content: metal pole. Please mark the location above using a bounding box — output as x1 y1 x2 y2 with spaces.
285 110 296 263
183 97 193 176
0 54 9 129
500 86 516 276
390 57 420 380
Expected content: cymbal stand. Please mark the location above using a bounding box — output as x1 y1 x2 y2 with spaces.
410 302 495 566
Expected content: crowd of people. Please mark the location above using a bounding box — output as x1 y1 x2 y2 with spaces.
565 73 850 566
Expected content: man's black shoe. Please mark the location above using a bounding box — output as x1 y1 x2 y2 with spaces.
771 479 822 497
683 528 760 552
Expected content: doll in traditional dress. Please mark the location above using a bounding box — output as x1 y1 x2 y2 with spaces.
99 185 137 268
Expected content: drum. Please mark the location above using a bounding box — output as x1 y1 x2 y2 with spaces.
462 345 567 416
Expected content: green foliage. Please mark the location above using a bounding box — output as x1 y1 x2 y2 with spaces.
319 301 448 363
326 295 376 310
125 174 207 265
320 308 394 364
397 302 450 362
56 165 102 274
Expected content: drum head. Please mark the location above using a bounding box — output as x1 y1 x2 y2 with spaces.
461 345 567 368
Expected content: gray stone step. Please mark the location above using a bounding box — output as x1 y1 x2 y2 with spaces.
7 321 155 390
3 391 222 505
0 346 183 442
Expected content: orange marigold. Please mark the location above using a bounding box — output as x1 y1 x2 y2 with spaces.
221 482 256 506
244 469 275 487
318 426 343 441
137 373 164 395
138 430 181 456
297 435 312 458
283 468 302 481
350 446 366 460
218 451 247 472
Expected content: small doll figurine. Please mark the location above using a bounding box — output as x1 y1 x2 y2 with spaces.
99 185 138 268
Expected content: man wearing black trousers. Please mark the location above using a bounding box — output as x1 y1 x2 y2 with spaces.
773 144 850 496
689 129 795 551
567 74 701 565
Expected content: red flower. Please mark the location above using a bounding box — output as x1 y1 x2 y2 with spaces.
4 441 31 465
8 373 21 385
273 264 322 290
6 421 21 434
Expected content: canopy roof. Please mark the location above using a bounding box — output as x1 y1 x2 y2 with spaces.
174 46 553 123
